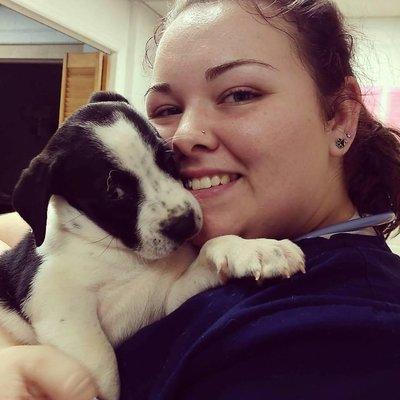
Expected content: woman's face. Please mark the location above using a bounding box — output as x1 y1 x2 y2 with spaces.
146 1 351 245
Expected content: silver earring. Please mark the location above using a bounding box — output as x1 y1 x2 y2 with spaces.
201 130 206 135
335 138 348 149
345 132 352 138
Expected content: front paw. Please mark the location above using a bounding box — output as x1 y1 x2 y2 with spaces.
201 235 305 281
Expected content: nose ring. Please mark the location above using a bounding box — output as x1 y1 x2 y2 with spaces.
201 130 206 135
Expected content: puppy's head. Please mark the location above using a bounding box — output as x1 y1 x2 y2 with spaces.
13 92 202 260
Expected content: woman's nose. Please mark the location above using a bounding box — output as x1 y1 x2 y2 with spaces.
171 110 219 157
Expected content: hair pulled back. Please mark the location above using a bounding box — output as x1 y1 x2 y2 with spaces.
146 0 400 237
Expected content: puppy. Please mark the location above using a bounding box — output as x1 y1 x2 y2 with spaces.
0 92 305 400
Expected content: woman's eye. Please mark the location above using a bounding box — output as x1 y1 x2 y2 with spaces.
222 89 261 104
149 106 181 118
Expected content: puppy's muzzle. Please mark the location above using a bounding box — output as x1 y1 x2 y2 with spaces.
160 210 200 244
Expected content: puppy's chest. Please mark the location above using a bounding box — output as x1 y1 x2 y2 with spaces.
96 268 174 345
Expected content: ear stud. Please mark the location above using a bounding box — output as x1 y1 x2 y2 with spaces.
335 138 348 149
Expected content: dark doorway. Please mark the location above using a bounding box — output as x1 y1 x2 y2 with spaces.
0 62 62 213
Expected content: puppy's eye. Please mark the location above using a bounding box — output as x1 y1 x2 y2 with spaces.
107 186 125 200
106 170 127 200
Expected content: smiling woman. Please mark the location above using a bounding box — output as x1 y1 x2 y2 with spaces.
145 0 379 247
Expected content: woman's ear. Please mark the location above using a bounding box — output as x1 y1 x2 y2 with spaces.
326 76 362 157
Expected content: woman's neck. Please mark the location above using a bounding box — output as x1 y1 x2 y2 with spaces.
300 174 357 238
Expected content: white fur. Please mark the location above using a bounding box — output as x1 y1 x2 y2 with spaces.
0 304 37 344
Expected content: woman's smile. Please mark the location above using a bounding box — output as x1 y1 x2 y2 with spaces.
185 174 242 201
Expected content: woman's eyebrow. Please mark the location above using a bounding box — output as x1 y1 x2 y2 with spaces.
145 59 276 98
145 82 171 98
205 59 277 81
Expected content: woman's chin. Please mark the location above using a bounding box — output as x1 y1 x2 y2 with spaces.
189 223 239 248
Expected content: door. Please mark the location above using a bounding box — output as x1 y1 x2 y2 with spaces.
58 52 109 124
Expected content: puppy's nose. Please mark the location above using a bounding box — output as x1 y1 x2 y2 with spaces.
161 210 199 244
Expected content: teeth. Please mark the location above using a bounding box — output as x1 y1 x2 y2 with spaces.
211 176 221 186
200 177 212 188
185 174 238 190
221 175 230 185
192 179 200 190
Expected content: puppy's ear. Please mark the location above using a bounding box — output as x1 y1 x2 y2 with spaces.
12 156 54 246
89 91 130 105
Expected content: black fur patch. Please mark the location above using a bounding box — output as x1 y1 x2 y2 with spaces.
89 91 130 104
48 122 142 248
0 234 41 317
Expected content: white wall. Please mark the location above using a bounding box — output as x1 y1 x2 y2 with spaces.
125 1 159 113
350 17 400 251
0 43 84 58
352 18 400 88
0 5 80 44
0 0 132 50
350 17 400 126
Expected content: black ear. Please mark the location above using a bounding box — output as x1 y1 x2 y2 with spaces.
12 156 54 246
89 91 130 105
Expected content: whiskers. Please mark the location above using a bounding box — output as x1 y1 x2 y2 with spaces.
162 133 191 148
99 236 114 257
135 250 148 266
65 211 84 225
91 235 129 260
90 234 112 244
153 133 192 154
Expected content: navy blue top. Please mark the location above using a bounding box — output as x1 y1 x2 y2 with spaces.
116 234 400 400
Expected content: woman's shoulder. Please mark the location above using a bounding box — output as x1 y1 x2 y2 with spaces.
126 233 400 353
117 234 400 400
296 233 400 303
297 232 396 262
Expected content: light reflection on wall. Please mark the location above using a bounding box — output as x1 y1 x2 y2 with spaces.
363 87 400 129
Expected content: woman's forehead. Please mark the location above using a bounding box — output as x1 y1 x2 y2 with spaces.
153 2 296 81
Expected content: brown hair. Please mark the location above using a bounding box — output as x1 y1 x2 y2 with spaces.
146 0 400 237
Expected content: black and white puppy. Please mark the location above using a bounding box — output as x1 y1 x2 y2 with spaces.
0 92 305 400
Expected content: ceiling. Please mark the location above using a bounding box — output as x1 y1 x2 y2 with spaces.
141 1 170 15
141 0 400 18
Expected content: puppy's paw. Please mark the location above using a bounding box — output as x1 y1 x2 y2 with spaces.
201 235 305 282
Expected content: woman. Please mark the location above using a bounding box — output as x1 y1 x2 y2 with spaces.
1 0 400 399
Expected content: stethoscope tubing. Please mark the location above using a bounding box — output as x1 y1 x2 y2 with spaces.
295 211 396 241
